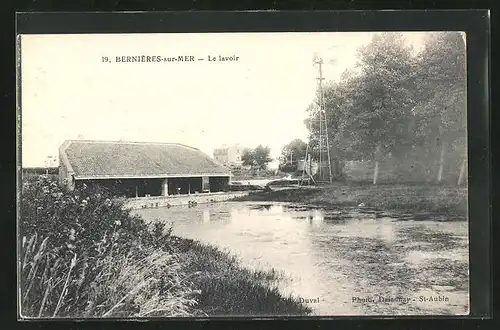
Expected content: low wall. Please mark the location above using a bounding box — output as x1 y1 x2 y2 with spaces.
123 191 251 209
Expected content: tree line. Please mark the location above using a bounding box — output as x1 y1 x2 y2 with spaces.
300 32 467 185
241 145 273 170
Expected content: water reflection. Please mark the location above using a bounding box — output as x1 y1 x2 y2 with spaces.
376 218 394 248
250 204 273 211
310 209 324 227
133 202 468 316
203 208 210 223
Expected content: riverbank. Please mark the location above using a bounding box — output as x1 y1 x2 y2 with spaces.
170 236 311 316
19 175 311 318
232 182 468 218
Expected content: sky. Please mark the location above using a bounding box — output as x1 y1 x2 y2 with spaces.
20 32 430 168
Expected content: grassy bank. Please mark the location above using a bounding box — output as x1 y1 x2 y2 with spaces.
19 175 310 318
171 238 310 316
232 182 468 217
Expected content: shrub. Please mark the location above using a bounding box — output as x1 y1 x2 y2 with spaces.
20 175 312 318
19 175 199 318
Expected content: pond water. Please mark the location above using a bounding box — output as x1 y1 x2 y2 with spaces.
133 202 469 316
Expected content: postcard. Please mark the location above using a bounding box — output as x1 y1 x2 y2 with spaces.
18 31 469 318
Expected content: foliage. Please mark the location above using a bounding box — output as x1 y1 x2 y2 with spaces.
413 32 467 151
305 32 467 183
172 239 312 315
340 32 417 159
279 139 307 172
241 145 273 170
20 175 311 318
241 148 255 167
19 175 200 318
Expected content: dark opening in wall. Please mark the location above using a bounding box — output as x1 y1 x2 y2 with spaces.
168 177 203 195
209 176 230 192
76 178 163 197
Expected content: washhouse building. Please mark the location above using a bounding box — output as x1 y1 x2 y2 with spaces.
58 140 232 197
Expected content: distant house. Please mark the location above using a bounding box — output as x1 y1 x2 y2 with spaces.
213 144 244 167
59 140 231 197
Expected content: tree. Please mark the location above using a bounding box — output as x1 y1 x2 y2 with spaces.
353 32 418 184
304 32 466 185
253 145 273 170
412 32 466 184
307 33 417 184
241 145 273 170
241 148 256 167
279 139 307 172
307 73 369 178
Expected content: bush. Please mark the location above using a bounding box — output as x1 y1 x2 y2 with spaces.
19 175 199 318
20 175 312 318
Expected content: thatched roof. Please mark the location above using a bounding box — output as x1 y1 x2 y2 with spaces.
59 140 230 179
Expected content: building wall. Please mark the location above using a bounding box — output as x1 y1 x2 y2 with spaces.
123 191 251 209
213 151 229 164
70 175 231 197
58 143 75 191
213 144 243 166
226 145 243 165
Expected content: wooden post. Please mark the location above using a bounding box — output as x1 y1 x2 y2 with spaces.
161 178 169 196
202 176 210 193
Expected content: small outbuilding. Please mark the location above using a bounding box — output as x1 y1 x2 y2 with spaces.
58 140 232 197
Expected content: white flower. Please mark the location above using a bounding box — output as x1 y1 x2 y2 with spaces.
114 220 121 226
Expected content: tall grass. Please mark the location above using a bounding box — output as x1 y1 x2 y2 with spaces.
172 238 312 316
19 175 200 318
20 175 311 317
